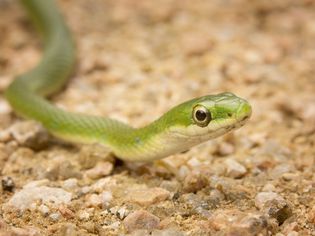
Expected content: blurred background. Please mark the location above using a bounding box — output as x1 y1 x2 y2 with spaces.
0 0 314 235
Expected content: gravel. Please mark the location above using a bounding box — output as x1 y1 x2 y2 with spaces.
127 187 170 206
224 158 247 178
123 210 160 233
0 0 314 235
4 182 72 212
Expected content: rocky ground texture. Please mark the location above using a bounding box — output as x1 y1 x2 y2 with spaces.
0 0 315 235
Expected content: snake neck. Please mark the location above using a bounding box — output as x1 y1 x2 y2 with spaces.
106 120 189 162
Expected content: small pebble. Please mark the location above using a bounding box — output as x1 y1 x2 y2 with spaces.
109 206 128 219
123 210 160 233
85 161 113 179
182 172 208 193
207 209 245 231
177 165 190 180
5 184 72 211
262 183 276 192
86 193 103 207
62 178 78 190
79 144 113 169
78 210 90 221
38 204 50 216
44 159 82 180
187 197 212 218
255 192 292 224
159 180 179 193
187 157 201 168
225 159 247 178
117 207 129 219
80 186 91 194
128 187 170 206
91 177 117 193
209 189 225 205
270 164 295 179
228 214 269 235
1 176 15 192
282 222 299 234
9 121 50 150
255 192 285 210
106 221 120 230
84 193 106 210
281 173 297 181
217 142 235 156
58 205 75 219
49 212 61 221
101 191 113 205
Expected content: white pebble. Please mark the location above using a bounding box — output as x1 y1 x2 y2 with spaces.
6 184 72 211
101 191 113 205
109 206 119 215
39 204 50 216
91 177 116 193
225 159 247 178
62 178 78 190
262 183 276 192
187 157 201 167
49 212 61 221
86 193 103 207
178 165 190 180
81 186 91 194
85 161 113 179
255 192 285 209
108 221 120 229
78 210 90 221
117 207 128 219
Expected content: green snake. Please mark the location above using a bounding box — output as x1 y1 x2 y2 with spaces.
5 0 252 162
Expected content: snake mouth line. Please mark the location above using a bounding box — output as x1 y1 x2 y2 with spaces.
169 117 246 141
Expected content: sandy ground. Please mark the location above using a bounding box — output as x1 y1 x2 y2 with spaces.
0 0 315 235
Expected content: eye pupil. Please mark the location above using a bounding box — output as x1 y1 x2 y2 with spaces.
196 110 207 121
193 105 212 127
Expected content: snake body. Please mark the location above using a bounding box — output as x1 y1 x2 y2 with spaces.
5 0 252 162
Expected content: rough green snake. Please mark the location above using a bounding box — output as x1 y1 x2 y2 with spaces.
5 0 252 162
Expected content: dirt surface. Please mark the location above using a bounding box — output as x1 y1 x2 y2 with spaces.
1 0 315 235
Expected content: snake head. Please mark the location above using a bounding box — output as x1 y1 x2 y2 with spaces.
127 92 251 161
166 92 252 143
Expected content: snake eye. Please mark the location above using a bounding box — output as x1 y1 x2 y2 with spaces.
192 105 212 127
